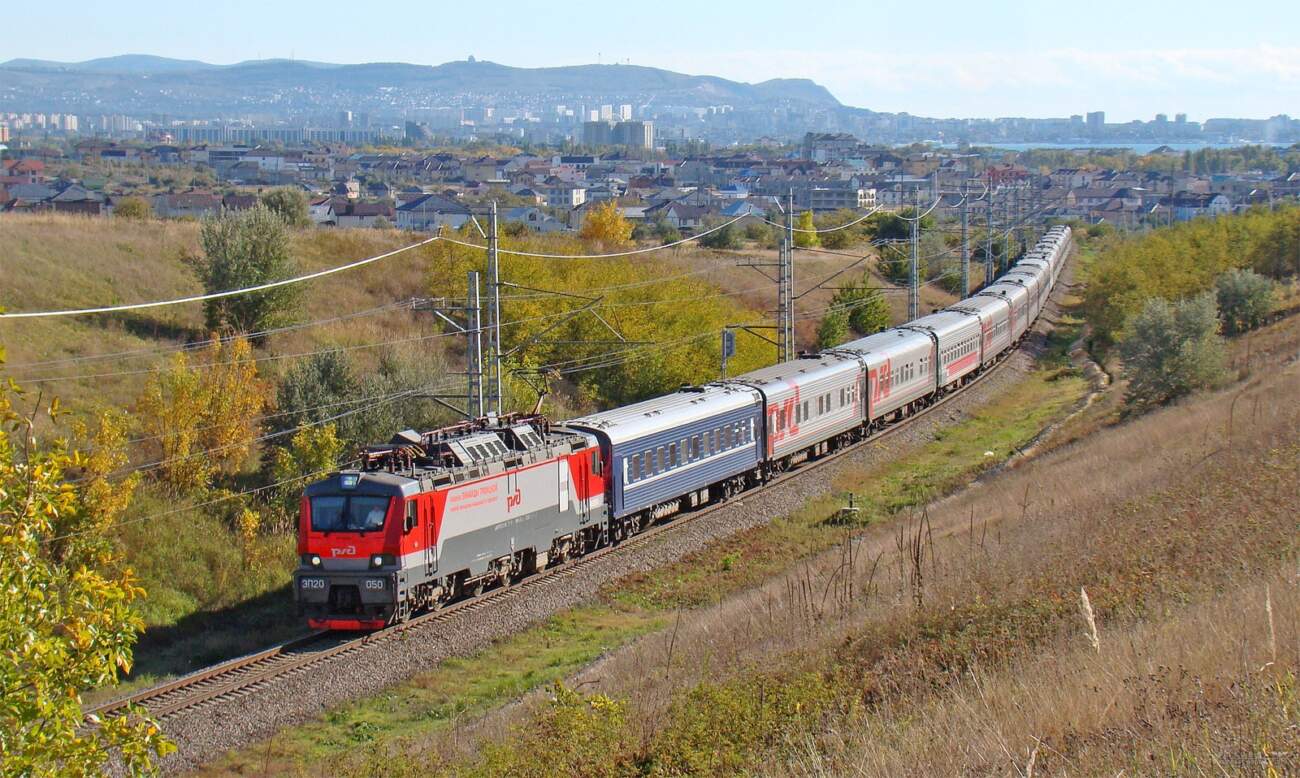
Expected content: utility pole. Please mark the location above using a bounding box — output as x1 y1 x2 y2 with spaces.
909 187 920 320
986 185 995 284
1003 187 1013 273
466 271 484 418
486 200 502 416
777 189 795 362
960 181 970 297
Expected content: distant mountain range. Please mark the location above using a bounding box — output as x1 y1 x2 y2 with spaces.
0 55 842 117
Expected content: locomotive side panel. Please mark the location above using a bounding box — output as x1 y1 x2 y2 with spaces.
430 449 598 580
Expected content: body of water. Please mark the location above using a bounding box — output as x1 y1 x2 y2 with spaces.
930 141 1292 154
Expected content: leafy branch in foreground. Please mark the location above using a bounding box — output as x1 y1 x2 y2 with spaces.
0 354 174 774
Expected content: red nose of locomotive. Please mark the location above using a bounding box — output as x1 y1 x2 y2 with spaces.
294 470 406 631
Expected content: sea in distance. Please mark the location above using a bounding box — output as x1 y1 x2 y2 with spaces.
928 141 1292 154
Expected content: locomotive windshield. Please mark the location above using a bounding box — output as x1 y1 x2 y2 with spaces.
310 495 391 532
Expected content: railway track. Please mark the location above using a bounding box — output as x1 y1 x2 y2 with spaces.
86 275 1072 725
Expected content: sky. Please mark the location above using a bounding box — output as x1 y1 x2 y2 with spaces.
6 0 1299 121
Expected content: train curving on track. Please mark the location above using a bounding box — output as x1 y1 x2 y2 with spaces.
291 226 1072 630
86 226 1070 723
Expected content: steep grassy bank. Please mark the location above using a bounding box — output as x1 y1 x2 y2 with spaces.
199 286 1091 775
435 318 1300 778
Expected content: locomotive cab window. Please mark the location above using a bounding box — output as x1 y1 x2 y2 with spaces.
310 495 390 533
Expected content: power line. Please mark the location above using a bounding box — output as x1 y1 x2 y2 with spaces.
439 214 749 259
2 300 417 374
0 236 442 320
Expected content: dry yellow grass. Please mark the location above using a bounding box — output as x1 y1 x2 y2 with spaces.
417 325 1299 775
0 214 444 414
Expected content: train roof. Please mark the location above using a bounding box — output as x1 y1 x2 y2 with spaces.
902 309 981 339
565 383 760 445
727 351 858 388
949 294 1009 315
977 282 1031 302
834 327 933 359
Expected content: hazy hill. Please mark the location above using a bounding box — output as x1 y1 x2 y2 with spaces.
0 55 841 116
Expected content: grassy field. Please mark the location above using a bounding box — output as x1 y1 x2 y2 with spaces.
428 314 1300 778
198 287 1091 775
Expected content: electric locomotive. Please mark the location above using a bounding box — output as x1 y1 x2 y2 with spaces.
294 415 605 630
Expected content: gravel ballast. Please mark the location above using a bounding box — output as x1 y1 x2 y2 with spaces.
159 272 1076 774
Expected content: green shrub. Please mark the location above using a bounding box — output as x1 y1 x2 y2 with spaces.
1120 294 1227 411
473 683 636 778
649 671 839 776
1215 268 1275 334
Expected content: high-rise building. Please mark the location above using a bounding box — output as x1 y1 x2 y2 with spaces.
1155 113 1168 123
612 120 654 150
583 120 613 145
618 104 632 121
599 104 614 121
338 110 353 127
1175 113 1188 124
1086 111 1105 132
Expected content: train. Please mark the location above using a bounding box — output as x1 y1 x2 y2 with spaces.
293 226 1072 630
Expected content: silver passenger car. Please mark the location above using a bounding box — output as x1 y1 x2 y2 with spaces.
728 352 864 460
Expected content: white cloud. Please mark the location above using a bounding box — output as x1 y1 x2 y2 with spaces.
658 46 1300 120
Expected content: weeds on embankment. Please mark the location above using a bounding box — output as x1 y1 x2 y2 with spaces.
428 349 1300 776
203 294 1097 775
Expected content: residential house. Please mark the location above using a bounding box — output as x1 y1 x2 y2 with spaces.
152 191 223 219
541 179 587 208
395 193 471 231
309 196 337 226
336 201 395 229
503 206 565 233
1162 191 1232 222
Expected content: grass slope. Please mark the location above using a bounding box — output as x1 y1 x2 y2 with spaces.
200 298 1089 775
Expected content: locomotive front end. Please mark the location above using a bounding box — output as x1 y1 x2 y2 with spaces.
294 470 408 630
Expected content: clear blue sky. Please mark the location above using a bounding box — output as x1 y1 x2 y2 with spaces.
7 0 1298 120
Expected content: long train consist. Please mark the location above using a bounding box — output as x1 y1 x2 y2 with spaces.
294 227 1072 629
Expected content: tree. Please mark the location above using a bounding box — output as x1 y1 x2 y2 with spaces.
837 285 892 336
259 187 310 228
579 201 633 248
1215 268 1275 334
191 204 301 334
114 196 152 221
743 222 772 243
698 219 740 250
269 424 344 532
793 211 820 248
815 308 849 349
135 336 266 491
1120 294 1227 411
273 351 359 439
655 220 682 245
0 368 174 774
1249 208 1300 280
372 215 393 230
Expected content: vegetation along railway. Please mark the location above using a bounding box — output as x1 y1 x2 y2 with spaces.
87 226 1072 723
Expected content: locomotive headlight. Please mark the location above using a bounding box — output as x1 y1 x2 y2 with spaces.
302 554 322 567
371 554 384 568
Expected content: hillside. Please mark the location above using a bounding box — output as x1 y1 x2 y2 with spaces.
0 56 841 115
240 298 1300 777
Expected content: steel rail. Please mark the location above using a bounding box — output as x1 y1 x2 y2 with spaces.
86 252 1074 724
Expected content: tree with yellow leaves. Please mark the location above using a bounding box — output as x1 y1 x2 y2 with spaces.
135 336 266 492
270 423 344 532
579 201 633 249
793 211 820 248
0 349 174 774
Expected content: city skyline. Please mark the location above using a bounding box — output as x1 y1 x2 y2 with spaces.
6 0 1298 122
